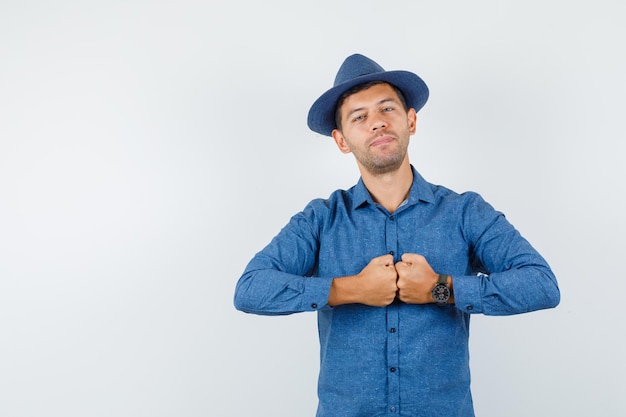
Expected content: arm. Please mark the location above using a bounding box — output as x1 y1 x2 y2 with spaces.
233 208 331 316
235 242 400 314
233 202 401 314
394 193 559 314
328 254 398 307
453 193 560 315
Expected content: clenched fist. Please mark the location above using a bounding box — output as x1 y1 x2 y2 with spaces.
395 253 439 304
328 254 399 307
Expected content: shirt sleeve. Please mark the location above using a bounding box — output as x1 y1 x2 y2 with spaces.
233 202 333 316
451 193 560 316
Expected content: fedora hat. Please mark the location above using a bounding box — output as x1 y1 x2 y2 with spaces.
307 54 429 136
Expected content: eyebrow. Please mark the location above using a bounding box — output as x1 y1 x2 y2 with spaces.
344 97 398 120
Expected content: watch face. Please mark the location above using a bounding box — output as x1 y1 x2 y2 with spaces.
432 284 450 304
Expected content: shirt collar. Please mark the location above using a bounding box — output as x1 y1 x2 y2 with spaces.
352 165 435 209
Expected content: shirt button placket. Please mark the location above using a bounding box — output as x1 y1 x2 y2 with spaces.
385 213 400 411
385 214 398 262
386 309 400 413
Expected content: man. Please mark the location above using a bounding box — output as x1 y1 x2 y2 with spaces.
234 54 560 417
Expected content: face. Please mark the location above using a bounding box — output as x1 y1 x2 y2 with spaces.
332 83 417 176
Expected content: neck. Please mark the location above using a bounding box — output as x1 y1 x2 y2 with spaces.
359 159 413 213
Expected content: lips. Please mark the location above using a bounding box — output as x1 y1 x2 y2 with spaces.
370 135 395 147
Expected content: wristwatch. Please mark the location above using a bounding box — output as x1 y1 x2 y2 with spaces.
431 274 451 306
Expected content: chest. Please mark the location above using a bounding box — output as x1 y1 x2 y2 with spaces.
317 205 470 276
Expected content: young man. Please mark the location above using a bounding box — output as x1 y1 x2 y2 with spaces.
234 54 560 417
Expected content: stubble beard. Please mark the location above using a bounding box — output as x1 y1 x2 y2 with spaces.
354 138 409 176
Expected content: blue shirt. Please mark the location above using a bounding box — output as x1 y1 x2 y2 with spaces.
234 167 560 417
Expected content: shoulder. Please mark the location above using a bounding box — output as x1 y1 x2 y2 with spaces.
303 186 357 215
428 182 486 207
427 183 503 227
277 188 354 241
410 169 485 208
410 168 495 211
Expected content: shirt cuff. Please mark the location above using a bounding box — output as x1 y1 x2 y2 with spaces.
452 274 484 314
301 276 334 311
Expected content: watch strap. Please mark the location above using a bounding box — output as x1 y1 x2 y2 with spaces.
437 274 448 286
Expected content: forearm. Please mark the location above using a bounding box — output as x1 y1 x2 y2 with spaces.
452 266 559 315
458 194 560 315
234 207 328 315
328 275 365 306
234 268 333 315
328 254 399 307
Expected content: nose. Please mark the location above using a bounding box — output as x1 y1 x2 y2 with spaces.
370 114 387 131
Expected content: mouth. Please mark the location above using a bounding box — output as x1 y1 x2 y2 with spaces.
370 135 395 147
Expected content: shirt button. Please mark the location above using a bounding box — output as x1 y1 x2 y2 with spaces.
390 406 396 412
389 367 396 372
466 305 473 311
311 303 318 309
389 215 395 221
389 251 394 256
390 328 396 333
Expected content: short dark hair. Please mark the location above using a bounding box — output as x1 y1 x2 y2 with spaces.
334 81 409 132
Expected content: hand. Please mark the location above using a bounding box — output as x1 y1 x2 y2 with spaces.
328 254 398 307
395 253 439 304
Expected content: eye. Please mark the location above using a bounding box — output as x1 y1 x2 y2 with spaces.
352 114 365 123
383 106 394 112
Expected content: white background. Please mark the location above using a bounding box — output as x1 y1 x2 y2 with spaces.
1 1 624 416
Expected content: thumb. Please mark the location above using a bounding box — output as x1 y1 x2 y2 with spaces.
400 253 423 264
378 253 395 266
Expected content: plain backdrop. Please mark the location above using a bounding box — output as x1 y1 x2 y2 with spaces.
1 1 624 416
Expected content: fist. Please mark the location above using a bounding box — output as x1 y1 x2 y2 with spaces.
328 254 399 307
395 253 438 304
356 254 399 306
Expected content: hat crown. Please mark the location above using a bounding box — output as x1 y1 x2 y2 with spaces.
333 54 385 87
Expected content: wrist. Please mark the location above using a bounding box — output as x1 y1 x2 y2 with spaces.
432 274 454 305
445 275 455 304
328 275 358 306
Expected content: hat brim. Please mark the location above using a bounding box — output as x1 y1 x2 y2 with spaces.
307 70 429 137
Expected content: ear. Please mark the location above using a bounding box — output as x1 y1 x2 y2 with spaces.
332 129 352 154
407 108 417 135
